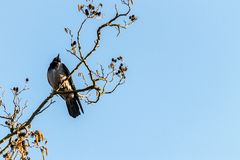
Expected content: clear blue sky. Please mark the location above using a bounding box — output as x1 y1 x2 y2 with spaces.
1 0 240 159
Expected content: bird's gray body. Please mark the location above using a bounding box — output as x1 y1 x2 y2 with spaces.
47 63 74 100
47 55 84 118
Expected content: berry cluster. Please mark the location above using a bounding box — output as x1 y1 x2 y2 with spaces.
109 56 128 79
78 3 103 18
12 87 19 93
3 130 47 160
129 15 137 22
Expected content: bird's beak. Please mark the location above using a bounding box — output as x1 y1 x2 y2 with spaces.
57 54 60 59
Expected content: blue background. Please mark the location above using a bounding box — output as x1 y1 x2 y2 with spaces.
1 0 240 159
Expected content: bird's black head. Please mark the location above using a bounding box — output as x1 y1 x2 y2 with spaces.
53 54 61 63
49 54 61 69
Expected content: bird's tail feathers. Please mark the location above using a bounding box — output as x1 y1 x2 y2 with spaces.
66 98 81 118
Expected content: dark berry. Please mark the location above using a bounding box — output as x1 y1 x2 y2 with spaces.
88 4 92 9
85 9 89 16
71 41 76 47
117 56 123 60
10 144 14 150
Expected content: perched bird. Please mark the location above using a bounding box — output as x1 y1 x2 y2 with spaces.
47 54 84 118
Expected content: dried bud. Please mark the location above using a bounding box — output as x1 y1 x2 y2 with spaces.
78 4 84 12
16 108 20 114
25 78 29 82
109 63 114 69
88 4 95 10
112 58 117 63
85 9 89 16
64 27 68 34
5 121 10 126
88 4 92 9
10 144 14 150
117 56 123 60
130 15 137 21
13 87 19 93
18 132 26 137
119 65 123 70
71 41 76 47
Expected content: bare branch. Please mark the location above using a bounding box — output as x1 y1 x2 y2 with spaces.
37 100 56 115
77 18 88 58
0 1 135 158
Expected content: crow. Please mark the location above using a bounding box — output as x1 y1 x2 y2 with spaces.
47 54 84 118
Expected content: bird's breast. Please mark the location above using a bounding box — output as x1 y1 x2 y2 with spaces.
48 65 75 100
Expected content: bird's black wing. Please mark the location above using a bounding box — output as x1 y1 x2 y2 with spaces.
61 63 74 88
61 63 84 114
